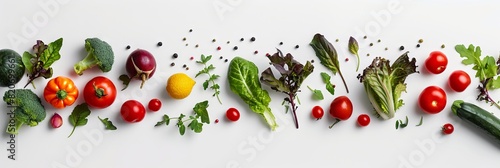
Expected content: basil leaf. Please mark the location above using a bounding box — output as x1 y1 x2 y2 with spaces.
68 103 91 138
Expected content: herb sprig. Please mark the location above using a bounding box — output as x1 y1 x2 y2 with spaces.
320 72 335 95
155 101 210 135
22 38 63 88
196 55 222 104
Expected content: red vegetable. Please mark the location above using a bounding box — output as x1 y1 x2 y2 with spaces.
442 123 454 135
329 96 353 128
357 114 370 127
50 113 63 128
425 51 448 74
120 100 146 123
311 106 324 120
448 70 471 92
226 108 240 122
83 76 117 109
148 98 162 112
126 49 157 89
419 86 447 114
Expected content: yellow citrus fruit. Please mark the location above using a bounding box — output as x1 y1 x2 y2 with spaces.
166 73 196 99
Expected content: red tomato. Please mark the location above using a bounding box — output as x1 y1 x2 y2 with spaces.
357 114 370 127
425 51 448 74
83 76 117 109
226 108 240 122
448 70 471 92
442 123 454 135
329 96 353 128
148 98 162 112
418 86 447 114
120 100 146 123
311 106 324 120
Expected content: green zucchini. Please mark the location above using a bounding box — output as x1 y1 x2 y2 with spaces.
452 100 500 142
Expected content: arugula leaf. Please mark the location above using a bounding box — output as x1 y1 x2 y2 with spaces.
68 103 91 138
98 116 117 130
310 33 349 93
348 36 360 72
228 57 278 130
307 86 324 100
320 72 335 95
119 74 131 91
195 55 222 104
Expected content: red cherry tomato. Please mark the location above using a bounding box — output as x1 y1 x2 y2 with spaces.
425 51 448 74
418 86 447 114
311 106 324 120
448 70 471 92
329 96 353 128
148 98 162 112
83 76 117 109
120 100 146 123
442 123 454 135
357 114 370 127
226 108 240 122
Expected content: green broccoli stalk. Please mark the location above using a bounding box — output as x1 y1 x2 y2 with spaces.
74 38 114 75
3 89 46 135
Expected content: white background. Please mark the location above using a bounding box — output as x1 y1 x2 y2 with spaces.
1 0 500 167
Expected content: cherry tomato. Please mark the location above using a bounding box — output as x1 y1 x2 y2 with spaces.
120 100 146 123
425 51 448 74
311 106 324 120
84 76 117 109
448 70 471 92
329 96 353 128
418 86 447 114
357 114 370 127
226 108 240 122
148 98 162 112
442 123 454 135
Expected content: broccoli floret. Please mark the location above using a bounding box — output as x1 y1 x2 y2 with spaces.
3 89 46 135
74 38 114 75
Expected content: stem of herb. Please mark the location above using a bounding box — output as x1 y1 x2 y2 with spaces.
338 70 349 93
288 93 299 129
355 53 360 72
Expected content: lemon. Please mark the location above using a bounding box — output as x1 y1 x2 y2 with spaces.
166 73 196 99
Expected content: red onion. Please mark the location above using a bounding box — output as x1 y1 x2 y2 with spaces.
126 49 157 88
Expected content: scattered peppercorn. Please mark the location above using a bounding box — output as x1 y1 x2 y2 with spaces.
345 58 349 62
170 62 175 66
240 38 244 41
266 53 270 57
399 46 405 50
212 39 216 43
233 46 238 50
254 50 258 54
195 44 199 48
250 37 256 42
418 39 424 43
377 39 381 43
227 41 230 44
183 64 187 68
224 59 228 63
190 56 194 60
183 37 186 41
295 45 299 49
185 44 188 46
189 29 193 32
416 44 421 48
220 56 223 59
441 44 445 48
367 53 370 56
335 39 339 42
279 42 283 45
126 45 130 50
215 119 219 124
369 43 373 46
385 47 388 51
157 42 163 47
186 67 190 70
311 60 315 63
363 36 367 39
217 46 221 50
172 53 179 58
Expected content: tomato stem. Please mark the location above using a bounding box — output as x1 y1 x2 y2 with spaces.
329 119 341 129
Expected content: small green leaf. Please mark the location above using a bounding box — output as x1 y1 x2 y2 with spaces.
416 116 423 126
395 120 399 129
155 114 170 126
325 83 335 95
202 80 209 90
320 72 331 82
119 74 131 91
68 103 91 138
348 36 359 55
179 124 186 135
194 101 210 124
22 52 35 74
41 38 63 68
98 116 117 130
307 86 324 100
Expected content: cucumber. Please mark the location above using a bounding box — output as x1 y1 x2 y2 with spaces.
452 100 500 143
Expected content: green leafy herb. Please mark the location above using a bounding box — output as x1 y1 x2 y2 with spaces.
358 52 418 120
416 116 423 126
320 72 335 95
227 57 278 130
348 36 360 72
310 33 349 93
195 55 222 104
455 44 500 108
98 116 117 130
118 74 131 91
395 116 409 130
154 101 210 135
22 38 63 88
307 86 324 100
68 103 91 138
260 49 314 129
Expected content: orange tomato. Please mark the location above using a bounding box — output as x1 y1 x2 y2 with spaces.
44 76 79 109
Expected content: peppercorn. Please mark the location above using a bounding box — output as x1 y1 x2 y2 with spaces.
170 62 175 66
240 38 244 41
183 64 187 68
377 39 381 43
441 44 445 48
250 37 256 42
418 39 424 43
363 36 367 39
295 45 299 49
172 53 178 59
279 42 283 45
416 44 421 48
227 41 230 44
189 29 193 32
220 56 223 59
195 44 199 48
311 60 315 63
224 59 228 63
217 46 221 50
182 37 186 41
126 45 130 50
233 46 238 50
335 39 339 42
399 46 405 50
157 42 163 47
212 39 216 43
254 50 258 54
369 43 373 46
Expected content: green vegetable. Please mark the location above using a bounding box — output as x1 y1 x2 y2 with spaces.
348 36 360 72
260 49 314 129
3 89 46 135
455 44 500 109
74 38 114 75
320 72 335 95
154 100 210 135
307 86 324 100
0 49 25 87
395 116 409 129
358 52 418 120
22 38 63 88
195 55 222 104
98 116 117 130
227 57 278 130
310 33 349 93
68 103 91 138
452 100 500 143
416 116 423 126
119 74 131 91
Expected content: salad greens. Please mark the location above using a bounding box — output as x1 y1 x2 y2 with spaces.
357 52 418 120
310 33 349 93
155 100 210 135
455 44 500 109
227 57 278 131
22 38 63 88
260 49 314 129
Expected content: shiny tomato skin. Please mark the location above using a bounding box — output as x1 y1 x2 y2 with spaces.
448 70 471 92
311 106 325 120
226 108 240 122
425 51 448 74
84 76 117 109
329 96 353 121
419 86 447 114
357 114 370 127
120 100 146 123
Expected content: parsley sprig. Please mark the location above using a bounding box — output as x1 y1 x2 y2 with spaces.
155 101 210 135
196 55 222 104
